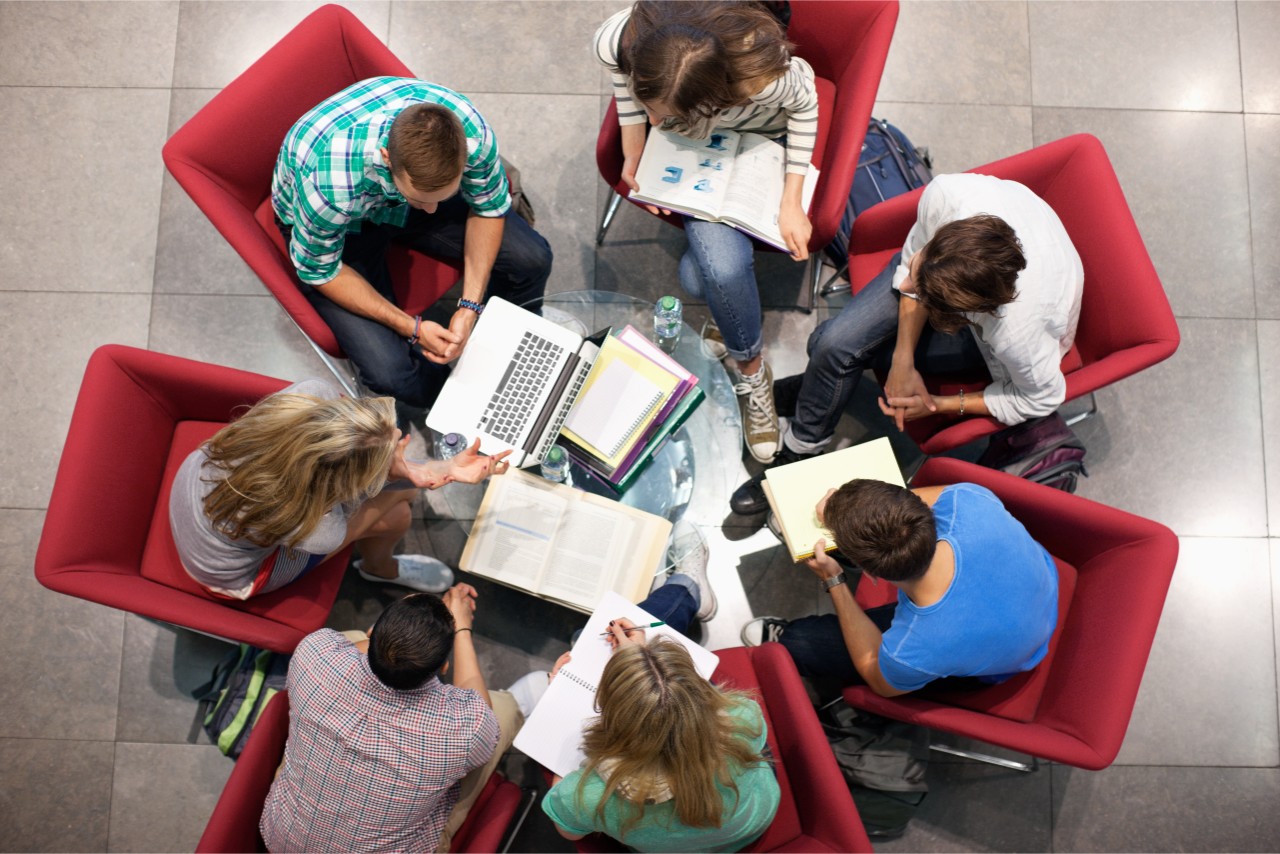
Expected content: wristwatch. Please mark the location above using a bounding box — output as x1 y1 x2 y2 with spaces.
822 574 846 591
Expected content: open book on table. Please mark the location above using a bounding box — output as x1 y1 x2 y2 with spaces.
458 469 672 613
513 590 720 778
763 436 907 562
630 128 819 252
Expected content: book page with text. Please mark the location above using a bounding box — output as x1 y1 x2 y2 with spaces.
538 500 641 609
460 473 568 592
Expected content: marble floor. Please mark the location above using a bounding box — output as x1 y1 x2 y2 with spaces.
2 1 1279 851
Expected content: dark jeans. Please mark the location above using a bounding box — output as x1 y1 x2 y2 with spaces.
787 252 987 453
281 194 552 408
636 574 699 636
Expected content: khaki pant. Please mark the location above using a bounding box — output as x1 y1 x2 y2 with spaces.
436 689 523 853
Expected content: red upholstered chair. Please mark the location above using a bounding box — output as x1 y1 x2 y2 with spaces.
846 133 1180 454
162 4 461 396
34 345 351 654
574 643 872 853
842 457 1178 771
594 1 899 309
196 692 529 853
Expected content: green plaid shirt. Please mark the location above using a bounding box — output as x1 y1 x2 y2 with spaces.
272 77 510 285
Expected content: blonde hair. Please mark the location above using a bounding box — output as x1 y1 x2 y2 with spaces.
201 392 397 548
578 637 768 837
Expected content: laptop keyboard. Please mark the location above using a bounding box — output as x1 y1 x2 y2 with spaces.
478 331 564 444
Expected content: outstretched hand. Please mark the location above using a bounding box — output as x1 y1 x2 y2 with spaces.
389 433 453 489
448 438 512 484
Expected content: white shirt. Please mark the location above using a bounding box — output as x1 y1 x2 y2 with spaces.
892 173 1084 425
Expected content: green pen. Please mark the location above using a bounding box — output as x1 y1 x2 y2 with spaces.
599 620 666 637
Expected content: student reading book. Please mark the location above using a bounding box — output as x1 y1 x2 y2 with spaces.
764 437 907 561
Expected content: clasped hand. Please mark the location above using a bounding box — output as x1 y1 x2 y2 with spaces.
880 362 936 430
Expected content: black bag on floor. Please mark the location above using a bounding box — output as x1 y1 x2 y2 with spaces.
976 411 1088 493
195 644 291 759
821 702 930 838
824 119 934 268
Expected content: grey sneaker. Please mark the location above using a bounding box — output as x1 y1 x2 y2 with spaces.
733 361 779 463
669 520 716 621
740 616 789 646
700 318 728 361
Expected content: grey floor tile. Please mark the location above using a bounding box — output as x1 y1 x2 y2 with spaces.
1051 765 1280 852
877 1 1030 106
148 293 331 383
1239 0 1280 114
108 742 233 853
0 738 114 853
0 87 169 295
0 293 151 509
594 205 696 303
697 525 773 652
1072 319 1267 538
1033 107 1253 320
1274 538 1280 750
155 89 266 297
875 762 1052 853
1248 115 1280 318
172 1 391 89
1113 537 1278 767
0 1 177 88
2 509 125 742
466 92 600 296
869 102 1034 176
733 527 821 625
1260 321 1280 534
389 0 609 96
114 616 237 745
1029 1 1242 112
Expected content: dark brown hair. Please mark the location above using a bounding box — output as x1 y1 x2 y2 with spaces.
368 593 456 691
621 1 792 122
386 103 467 192
914 215 1026 334
823 480 936 583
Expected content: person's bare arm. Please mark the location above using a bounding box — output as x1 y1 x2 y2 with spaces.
445 212 506 358
778 171 812 260
443 583 491 707
882 284 935 430
314 265 461 363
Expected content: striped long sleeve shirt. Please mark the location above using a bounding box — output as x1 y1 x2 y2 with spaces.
592 6 819 174
272 77 510 285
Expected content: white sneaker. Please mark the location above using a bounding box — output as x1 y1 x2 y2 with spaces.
355 554 454 594
733 361 779 463
700 318 728 361
668 520 716 621
506 670 551 718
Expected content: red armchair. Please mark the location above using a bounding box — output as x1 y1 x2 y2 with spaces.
844 457 1178 771
162 4 461 396
196 692 529 853
34 345 351 654
847 133 1180 454
594 1 899 309
574 643 872 853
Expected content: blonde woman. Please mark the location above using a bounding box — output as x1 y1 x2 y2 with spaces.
169 379 508 600
542 601 780 852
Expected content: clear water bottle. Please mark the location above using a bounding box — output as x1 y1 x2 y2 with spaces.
541 445 569 483
653 295 682 354
437 432 467 460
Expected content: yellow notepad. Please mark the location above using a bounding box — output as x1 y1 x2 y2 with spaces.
764 437 906 562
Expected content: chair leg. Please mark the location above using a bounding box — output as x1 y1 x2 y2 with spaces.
804 256 822 314
817 260 851 299
928 742 1039 773
499 788 540 854
596 190 624 246
283 313 361 398
1063 391 1098 427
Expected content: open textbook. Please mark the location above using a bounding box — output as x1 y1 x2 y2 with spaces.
513 590 720 778
459 469 672 612
630 128 819 252
764 437 907 562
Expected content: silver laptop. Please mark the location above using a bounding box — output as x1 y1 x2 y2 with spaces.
426 297 599 468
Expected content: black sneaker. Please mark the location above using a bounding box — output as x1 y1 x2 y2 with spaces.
729 445 814 515
773 374 803 419
741 616 789 646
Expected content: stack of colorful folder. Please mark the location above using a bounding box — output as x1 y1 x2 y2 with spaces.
558 325 704 493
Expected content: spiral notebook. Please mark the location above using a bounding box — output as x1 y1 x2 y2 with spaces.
513 591 720 778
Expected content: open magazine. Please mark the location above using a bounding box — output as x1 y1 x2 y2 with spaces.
630 128 818 252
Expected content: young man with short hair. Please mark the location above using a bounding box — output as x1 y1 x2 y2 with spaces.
260 584 522 853
273 77 553 409
731 173 1083 514
742 479 1058 698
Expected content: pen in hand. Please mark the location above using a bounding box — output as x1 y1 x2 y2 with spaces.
599 620 666 637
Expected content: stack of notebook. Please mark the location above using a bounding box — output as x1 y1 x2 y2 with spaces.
558 325 704 493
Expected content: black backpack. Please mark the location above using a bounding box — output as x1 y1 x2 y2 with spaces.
195 644 291 759
977 411 1089 493
821 702 930 838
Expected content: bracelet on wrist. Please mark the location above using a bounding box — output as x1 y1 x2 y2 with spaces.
822 574 847 591
455 627 473 635
407 314 423 346
958 388 966 418
457 298 484 315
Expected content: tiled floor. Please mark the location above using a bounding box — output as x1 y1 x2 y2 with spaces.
1 1 1277 851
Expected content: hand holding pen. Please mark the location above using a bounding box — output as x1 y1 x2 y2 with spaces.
602 617 664 651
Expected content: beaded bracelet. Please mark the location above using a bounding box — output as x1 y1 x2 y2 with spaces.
407 314 423 346
958 388 966 417
457 298 485 315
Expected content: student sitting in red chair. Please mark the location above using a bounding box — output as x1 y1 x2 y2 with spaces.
742 479 1058 699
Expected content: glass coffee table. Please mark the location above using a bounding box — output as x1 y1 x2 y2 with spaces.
434 290 743 530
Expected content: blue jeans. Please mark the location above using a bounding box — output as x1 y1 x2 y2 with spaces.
636 573 700 636
285 194 552 408
678 218 763 362
786 253 987 453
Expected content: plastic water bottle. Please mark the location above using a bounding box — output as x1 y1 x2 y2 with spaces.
541 445 569 483
437 432 467 460
653 295 682 354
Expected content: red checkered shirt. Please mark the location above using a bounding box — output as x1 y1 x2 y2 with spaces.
260 629 498 852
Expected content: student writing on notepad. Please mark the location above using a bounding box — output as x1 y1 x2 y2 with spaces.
741 479 1059 700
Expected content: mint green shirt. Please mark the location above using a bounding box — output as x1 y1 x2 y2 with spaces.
542 699 780 853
